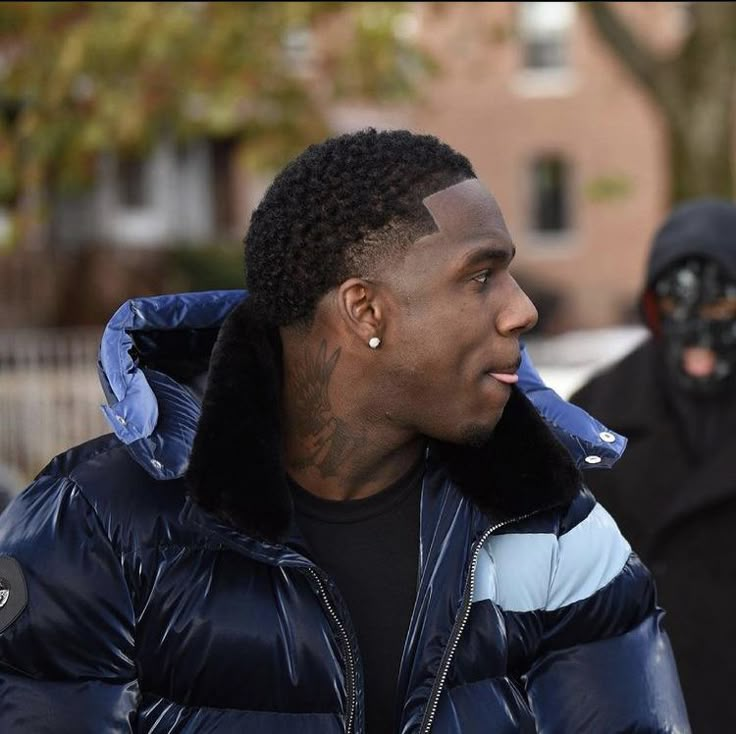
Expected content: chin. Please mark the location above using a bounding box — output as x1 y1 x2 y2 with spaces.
457 422 498 448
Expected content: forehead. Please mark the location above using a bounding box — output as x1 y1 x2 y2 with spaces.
420 178 510 245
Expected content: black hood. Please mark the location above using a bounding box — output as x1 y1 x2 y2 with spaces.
640 198 736 332
639 199 736 451
645 198 736 290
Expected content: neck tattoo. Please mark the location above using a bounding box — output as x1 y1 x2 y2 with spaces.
290 340 362 478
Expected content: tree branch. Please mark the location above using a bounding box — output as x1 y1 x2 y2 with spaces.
679 3 736 93
583 2 671 108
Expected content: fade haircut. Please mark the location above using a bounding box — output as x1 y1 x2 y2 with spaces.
244 128 475 326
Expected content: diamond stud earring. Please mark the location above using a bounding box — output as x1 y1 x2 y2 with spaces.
368 337 381 349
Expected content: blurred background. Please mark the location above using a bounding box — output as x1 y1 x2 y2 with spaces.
0 1 731 491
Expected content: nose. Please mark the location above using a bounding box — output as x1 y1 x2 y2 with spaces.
497 276 538 336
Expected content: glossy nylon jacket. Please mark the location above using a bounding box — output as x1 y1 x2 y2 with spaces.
0 291 689 733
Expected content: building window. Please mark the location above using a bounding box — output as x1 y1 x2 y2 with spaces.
117 156 147 209
518 2 575 72
531 156 571 233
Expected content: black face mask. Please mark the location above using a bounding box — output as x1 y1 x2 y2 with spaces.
652 257 736 395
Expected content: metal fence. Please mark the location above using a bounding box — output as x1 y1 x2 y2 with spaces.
0 328 109 489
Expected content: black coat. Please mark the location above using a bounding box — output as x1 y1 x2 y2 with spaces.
571 339 736 732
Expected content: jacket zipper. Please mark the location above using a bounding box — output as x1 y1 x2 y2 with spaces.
418 510 539 734
305 567 358 734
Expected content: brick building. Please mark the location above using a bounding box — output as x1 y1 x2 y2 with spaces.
397 2 689 331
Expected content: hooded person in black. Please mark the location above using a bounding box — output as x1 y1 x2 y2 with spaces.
570 199 736 732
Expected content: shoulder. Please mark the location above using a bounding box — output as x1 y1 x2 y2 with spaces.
0 434 191 557
0 436 149 683
570 340 655 415
474 490 638 614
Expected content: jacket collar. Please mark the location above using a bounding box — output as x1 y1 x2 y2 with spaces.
97 289 247 480
185 298 582 542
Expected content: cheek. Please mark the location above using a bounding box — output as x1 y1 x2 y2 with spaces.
388 295 492 384
390 333 476 399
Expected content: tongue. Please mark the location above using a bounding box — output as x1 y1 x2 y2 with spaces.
682 347 717 377
489 372 519 385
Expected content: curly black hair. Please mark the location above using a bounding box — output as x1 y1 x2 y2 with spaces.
244 128 475 326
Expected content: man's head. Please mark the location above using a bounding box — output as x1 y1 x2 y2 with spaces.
245 129 537 445
245 128 476 326
641 199 736 394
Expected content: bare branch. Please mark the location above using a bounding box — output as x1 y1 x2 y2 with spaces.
583 2 671 107
679 3 736 90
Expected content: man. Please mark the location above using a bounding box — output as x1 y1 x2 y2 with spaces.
570 198 736 732
0 129 688 732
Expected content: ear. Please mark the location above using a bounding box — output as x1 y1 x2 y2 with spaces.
336 278 384 344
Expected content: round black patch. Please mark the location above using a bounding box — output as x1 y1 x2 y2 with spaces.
0 576 9 608
0 557 27 633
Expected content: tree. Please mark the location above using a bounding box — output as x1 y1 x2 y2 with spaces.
0 2 426 248
585 2 736 204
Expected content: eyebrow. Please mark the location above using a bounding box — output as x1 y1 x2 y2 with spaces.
459 244 516 270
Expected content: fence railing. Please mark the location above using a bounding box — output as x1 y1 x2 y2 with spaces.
0 328 109 489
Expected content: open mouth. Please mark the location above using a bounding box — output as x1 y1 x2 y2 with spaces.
486 356 521 385
486 361 520 385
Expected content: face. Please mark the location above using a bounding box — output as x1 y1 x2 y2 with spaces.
375 178 538 445
653 257 736 394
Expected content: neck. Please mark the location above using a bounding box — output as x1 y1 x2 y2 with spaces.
280 333 424 501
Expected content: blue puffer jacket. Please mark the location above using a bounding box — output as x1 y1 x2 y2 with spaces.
0 291 689 733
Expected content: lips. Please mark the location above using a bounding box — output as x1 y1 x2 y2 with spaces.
486 357 521 385
488 371 519 385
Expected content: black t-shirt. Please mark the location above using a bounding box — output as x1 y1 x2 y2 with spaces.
290 461 423 734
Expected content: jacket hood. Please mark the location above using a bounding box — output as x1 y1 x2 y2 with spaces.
98 291 625 538
645 198 736 290
97 290 246 480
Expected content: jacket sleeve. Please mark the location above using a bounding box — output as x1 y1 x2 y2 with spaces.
0 473 139 733
523 492 690 733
